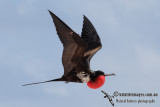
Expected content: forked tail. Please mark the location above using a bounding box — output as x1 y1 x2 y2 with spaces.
22 78 63 86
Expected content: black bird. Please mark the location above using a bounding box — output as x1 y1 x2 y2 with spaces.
23 10 115 88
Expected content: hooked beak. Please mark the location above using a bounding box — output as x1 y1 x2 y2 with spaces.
104 73 116 76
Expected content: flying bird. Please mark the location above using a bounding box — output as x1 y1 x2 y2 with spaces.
23 10 115 89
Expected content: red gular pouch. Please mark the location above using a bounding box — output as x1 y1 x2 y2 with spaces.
87 75 105 89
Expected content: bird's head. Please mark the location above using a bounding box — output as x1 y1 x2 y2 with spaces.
87 70 115 89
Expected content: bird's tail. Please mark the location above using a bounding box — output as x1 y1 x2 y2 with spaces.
22 78 63 86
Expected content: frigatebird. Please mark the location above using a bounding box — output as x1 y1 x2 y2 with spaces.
23 10 115 89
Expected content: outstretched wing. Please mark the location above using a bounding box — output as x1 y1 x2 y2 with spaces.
81 16 102 70
49 10 87 75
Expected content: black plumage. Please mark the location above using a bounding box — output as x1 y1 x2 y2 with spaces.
22 10 114 86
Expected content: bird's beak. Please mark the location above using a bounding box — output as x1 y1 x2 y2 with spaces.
104 73 116 76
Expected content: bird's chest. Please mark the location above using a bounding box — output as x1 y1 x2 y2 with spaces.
76 72 90 83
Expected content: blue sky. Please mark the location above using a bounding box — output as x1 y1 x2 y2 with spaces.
0 0 160 107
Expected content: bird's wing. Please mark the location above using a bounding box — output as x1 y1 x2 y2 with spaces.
81 16 102 70
49 10 87 75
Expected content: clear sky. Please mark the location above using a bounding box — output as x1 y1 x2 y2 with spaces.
0 0 160 107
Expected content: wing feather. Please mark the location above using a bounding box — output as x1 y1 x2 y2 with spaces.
81 16 102 69
49 10 87 75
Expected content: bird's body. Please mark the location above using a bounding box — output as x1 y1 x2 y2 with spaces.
23 10 115 89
